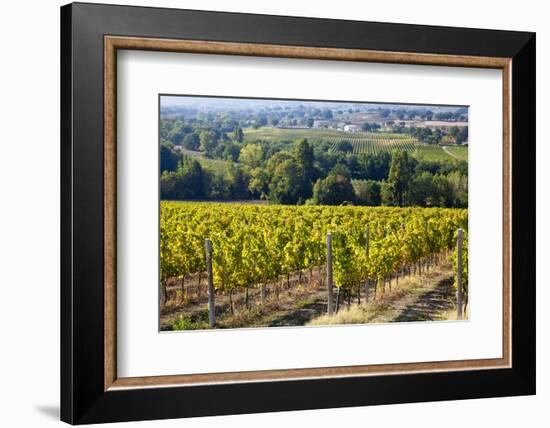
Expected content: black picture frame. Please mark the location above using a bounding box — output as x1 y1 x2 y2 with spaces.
61 2 535 424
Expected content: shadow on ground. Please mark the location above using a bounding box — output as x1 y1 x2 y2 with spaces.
392 277 455 322
268 301 327 327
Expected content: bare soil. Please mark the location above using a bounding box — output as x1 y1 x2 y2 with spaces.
160 267 329 330
160 258 461 330
367 265 457 324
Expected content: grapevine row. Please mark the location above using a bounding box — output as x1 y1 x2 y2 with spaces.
160 202 468 306
326 136 420 155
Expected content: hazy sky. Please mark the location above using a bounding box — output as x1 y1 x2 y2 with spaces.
160 95 467 112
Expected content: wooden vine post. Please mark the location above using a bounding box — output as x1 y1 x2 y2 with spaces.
365 226 370 303
456 228 463 320
205 238 216 328
326 232 333 315
399 222 405 285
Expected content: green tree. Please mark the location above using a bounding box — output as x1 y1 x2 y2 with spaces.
352 180 381 205
408 171 436 206
306 117 314 128
457 127 468 144
449 126 460 140
265 151 294 174
239 144 264 168
226 165 250 200
312 175 355 205
160 118 173 141
160 156 206 200
387 150 414 206
322 109 333 119
294 139 315 183
268 159 308 204
432 174 454 207
329 163 352 179
160 140 180 173
248 167 270 199
182 133 200 150
206 170 231 200
233 126 244 143
199 130 217 156
447 171 468 207
166 119 192 145
357 152 392 180
335 140 353 153
380 181 393 206
222 142 241 162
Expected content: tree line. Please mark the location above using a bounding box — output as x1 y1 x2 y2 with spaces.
161 138 467 208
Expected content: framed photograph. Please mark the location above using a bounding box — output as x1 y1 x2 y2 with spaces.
61 2 535 424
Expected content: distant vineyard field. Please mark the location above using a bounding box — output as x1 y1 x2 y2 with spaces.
243 127 346 143
326 133 419 155
243 127 466 162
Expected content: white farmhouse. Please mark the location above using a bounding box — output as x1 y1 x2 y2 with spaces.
343 124 361 133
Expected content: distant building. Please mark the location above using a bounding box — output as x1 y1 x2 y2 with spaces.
343 124 361 133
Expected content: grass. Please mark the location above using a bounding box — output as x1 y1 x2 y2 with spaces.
434 307 469 321
414 145 467 162
442 146 468 161
307 282 421 326
181 148 232 173
172 313 209 331
308 297 463 326
307 301 392 326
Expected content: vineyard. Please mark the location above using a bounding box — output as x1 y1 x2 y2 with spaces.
160 202 468 329
327 133 419 155
242 127 466 161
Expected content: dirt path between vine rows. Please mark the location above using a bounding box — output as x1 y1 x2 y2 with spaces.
161 262 460 330
305 263 459 326
441 145 460 160
267 263 459 327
